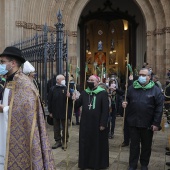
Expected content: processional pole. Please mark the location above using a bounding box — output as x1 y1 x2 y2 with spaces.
117 53 129 170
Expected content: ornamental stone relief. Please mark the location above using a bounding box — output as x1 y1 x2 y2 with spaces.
15 21 56 32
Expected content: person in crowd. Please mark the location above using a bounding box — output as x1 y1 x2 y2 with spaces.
0 46 54 169
108 79 123 139
142 62 149 68
73 75 109 170
152 75 163 91
122 68 163 170
0 75 6 100
47 74 56 94
167 69 170 78
23 61 40 91
23 61 45 118
68 76 75 125
48 74 70 149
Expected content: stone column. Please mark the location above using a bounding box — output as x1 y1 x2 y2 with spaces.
68 31 78 78
146 30 156 69
165 27 170 79
154 29 165 82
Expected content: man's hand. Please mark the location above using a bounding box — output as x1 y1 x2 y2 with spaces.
122 101 128 108
99 126 105 131
129 74 133 80
49 113 53 118
109 86 116 91
72 93 76 101
66 92 70 97
0 105 4 113
72 91 80 101
151 125 159 131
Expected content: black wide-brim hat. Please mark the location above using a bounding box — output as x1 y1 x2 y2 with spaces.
0 46 26 63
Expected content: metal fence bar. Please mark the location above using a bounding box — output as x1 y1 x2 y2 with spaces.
13 10 68 105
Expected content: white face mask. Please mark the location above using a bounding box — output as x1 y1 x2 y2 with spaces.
61 80 66 86
106 83 109 86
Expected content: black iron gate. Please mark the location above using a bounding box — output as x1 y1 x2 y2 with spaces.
13 11 68 106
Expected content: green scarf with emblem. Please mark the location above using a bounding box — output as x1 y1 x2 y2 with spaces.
133 80 155 90
85 86 105 109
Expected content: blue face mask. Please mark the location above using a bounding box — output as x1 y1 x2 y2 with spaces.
138 76 147 84
0 64 8 75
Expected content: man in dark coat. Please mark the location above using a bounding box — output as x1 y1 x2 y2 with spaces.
48 74 70 149
73 75 109 170
122 68 163 170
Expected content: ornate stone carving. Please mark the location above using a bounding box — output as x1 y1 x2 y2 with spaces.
15 21 55 32
154 29 164 35
71 31 77 37
146 31 153 36
164 27 170 33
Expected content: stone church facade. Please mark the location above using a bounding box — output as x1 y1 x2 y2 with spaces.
0 0 170 84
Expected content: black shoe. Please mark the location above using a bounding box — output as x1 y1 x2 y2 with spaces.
52 142 62 149
166 152 170 156
121 142 129 147
141 166 148 170
128 167 136 170
76 122 80 125
109 132 114 139
166 162 170 166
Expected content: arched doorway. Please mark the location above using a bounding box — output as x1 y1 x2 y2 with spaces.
78 0 145 90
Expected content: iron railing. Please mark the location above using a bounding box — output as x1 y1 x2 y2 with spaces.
13 11 68 105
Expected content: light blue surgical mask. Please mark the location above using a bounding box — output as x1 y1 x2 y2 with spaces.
0 64 8 75
138 76 147 84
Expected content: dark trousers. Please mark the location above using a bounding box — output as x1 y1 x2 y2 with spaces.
123 118 130 144
75 110 80 123
108 105 116 134
53 118 69 143
129 127 153 169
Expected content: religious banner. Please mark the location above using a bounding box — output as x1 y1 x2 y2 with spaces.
94 52 106 66
109 53 116 65
86 53 93 64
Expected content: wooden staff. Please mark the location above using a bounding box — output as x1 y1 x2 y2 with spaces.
117 53 129 170
65 66 79 169
100 62 104 83
64 76 70 151
84 63 87 90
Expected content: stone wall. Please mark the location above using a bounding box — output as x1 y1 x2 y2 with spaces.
0 0 169 83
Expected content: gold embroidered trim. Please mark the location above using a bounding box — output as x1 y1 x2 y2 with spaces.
30 95 38 170
4 81 16 170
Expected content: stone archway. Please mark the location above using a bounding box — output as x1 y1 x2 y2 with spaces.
65 0 170 83
0 0 170 83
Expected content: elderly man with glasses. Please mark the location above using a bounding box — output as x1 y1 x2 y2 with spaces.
122 68 163 170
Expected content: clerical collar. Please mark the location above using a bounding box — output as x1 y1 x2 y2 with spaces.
6 71 18 82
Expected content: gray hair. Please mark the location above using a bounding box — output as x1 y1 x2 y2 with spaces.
56 74 65 81
139 68 151 76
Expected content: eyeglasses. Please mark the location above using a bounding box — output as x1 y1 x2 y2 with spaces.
139 74 148 77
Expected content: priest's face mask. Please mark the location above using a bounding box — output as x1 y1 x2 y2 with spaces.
87 75 99 90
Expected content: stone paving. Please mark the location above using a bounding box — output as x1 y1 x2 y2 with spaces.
46 116 170 170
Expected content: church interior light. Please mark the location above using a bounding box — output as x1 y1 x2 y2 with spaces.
123 20 128 30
